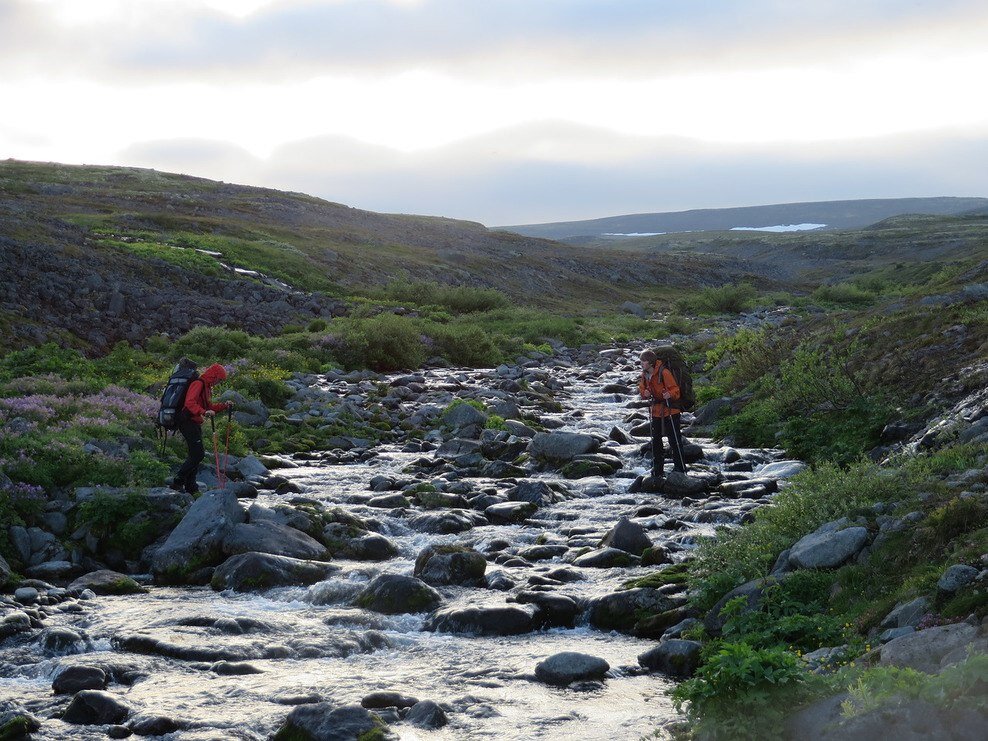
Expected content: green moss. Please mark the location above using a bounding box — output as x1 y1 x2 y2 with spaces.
0 714 41 740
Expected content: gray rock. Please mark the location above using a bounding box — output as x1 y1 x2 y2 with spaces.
367 493 411 509
535 651 610 685
938 564 979 594
355 574 442 615
235 455 270 479
275 703 395 741
69 570 145 595
40 627 87 655
620 301 646 318
789 525 868 569
25 560 78 580
508 480 555 506
14 587 39 604
211 552 338 592
151 489 246 583
347 534 399 561
528 432 599 465
484 501 537 524
504 419 537 438
637 639 702 678
52 665 108 694
360 691 419 710
692 397 732 426
414 545 487 586
128 713 180 736
880 622 980 673
588 588 675 632
880 597 930 630
222 520 327 561
444 403 488 432
573 547 639 569
660 471 709 497
878 626 916 643
62 690 131 725
425 604 539 636
600 517 652 555
405 700 448 729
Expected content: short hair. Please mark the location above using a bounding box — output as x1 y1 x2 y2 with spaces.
640 350 657 363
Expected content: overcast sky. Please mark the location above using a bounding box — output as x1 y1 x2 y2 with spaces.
2 0 987 224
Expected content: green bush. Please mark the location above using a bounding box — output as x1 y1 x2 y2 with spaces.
171 327 253 365
812 283 876 307
374 280 510 314
428 323 503 367
678 283 758 315
335 313 427 371
76 490 158 556
672 642 809 740
307 319 328 332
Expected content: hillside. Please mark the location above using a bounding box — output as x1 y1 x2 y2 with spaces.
500 197 988 240
0 159 771 351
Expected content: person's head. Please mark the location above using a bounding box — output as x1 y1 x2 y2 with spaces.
200 363 228 387
640 349 656 372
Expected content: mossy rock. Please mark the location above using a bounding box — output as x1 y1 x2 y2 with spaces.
0 714 41 740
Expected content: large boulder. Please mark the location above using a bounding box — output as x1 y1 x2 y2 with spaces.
535 652 610 685
413 545 486 586
273 703 395 741
405 700 448 729
222 521 327 561
938 564 979 595
485 501 537 524
789 524 868 569
62 690 131 725
425 604 539 636
573 548 639 569
354 575 442 615
151 490 246 583
52 665 108 694
879 622 980 673
600 517 652 555
588 588 676 632
68 570 145 595
528 432 599 465
879 597 930 630
0 553 11 587
211 552 338 592
637 639 702 678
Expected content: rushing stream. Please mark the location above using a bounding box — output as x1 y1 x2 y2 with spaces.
1 347 796 740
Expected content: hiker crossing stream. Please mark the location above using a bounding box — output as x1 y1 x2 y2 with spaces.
0 346 807 740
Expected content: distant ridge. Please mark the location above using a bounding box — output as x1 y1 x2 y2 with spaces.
498 197 988 241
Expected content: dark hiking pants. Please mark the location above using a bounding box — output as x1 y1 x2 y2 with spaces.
650 414 687 477
175 418 205 491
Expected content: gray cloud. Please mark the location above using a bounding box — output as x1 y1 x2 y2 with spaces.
118 123 988 225
3 0 986 82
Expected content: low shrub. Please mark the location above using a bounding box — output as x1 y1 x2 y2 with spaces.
678 283 757 315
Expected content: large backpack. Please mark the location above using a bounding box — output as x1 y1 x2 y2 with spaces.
157 364 199 431
652 345 696 412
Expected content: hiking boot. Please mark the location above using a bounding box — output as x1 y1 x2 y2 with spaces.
169 479 185 492
186 485 200 495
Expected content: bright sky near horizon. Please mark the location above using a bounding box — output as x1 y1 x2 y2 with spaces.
2 0 987 224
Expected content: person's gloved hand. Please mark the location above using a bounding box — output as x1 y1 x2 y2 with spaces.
204 410 215 418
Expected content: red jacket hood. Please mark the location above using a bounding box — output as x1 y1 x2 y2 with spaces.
200 363 227 386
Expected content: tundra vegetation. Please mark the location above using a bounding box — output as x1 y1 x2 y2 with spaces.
1 162 987 739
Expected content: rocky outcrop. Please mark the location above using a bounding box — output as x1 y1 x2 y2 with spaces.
151 490 247 583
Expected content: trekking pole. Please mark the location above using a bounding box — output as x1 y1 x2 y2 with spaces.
665 398 688 473
210 416 225 489
223 407 232 487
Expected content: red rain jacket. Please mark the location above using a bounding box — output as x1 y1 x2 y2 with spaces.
638 361 681 418
182 363 230 424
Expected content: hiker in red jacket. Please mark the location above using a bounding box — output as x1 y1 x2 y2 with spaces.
639 350 687 479
170 363 232 494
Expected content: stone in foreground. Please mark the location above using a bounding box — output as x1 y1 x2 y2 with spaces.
535 652 610 685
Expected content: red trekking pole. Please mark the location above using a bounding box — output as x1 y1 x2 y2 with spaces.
210 416 225 489
223 407 232 487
